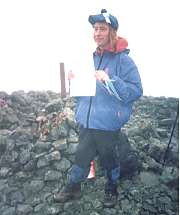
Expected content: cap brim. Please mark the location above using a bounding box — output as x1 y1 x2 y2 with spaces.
88 14 106 25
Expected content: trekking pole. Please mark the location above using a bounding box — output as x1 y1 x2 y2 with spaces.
162 106 179 167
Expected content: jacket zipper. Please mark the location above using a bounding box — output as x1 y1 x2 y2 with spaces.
86 96 93 128
86 54 104 128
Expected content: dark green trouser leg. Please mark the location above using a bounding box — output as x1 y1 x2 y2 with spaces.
68 128 96 183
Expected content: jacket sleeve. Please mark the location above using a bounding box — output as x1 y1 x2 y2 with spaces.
110 52 143 103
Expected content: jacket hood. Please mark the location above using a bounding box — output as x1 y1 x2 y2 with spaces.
96 36 128 55
114 37 128 53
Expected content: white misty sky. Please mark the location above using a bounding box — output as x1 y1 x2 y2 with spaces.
0 0 179 97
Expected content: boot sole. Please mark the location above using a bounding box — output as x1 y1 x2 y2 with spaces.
103 202 116 208
53 193 81 203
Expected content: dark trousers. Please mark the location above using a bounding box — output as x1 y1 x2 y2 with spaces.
68 128 120 184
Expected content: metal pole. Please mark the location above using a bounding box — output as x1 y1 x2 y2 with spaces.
60 62 66 98
162 107 179 167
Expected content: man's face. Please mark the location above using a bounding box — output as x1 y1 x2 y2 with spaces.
93 22 110 48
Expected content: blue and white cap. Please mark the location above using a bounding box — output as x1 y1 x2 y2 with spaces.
88 9 119 30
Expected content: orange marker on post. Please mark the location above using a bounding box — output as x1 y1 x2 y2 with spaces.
87 161 95 179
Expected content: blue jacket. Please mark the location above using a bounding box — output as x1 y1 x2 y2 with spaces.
75 44 143 131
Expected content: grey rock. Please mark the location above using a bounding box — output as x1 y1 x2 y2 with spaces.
45 204 63 214
139 171 160 187
142 201 157 213
66 143 78 154
67 129 78 143
159 118 176 126
160 167 178 188
0 179 8 192
52 138 67 151
44 170 62 181
121 198 132 212
57 121 69 137
54 157 71 172
0 106 19 129
16 204 33 215
37 157 49 168
45 98 63 113
9 190 24 205
34 203 46 212
63 201 82 213
89 212 100 215
34 141 52 153
19 149 31 165
45 150 61 162
1 207 16 215
147 138 166 162
0 167 11 178
50 122 69 140
24 159 36 171
10 91 30 106
15 171 31 181
23 180 44 198
0 135 7 155
30 180 44 191
91 198 103 210
64 107 76 129
156 128 168 137
102 208 117 215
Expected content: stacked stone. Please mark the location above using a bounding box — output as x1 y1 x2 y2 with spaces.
0 91 178 215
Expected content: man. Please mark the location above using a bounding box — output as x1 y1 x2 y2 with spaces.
54 9 143 208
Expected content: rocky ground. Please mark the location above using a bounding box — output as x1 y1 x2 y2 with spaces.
0 91 179 215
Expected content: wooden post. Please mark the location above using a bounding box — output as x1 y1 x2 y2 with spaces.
60 62 66 98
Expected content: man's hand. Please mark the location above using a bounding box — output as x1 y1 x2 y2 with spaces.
94 70 109 82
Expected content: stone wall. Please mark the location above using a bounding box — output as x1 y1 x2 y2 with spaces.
0 91 179 215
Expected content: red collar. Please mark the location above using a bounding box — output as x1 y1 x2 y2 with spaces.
96 37 128 55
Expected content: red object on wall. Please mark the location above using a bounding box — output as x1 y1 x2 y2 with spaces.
87 161 95 179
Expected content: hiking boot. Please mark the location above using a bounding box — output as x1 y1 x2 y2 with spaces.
103 191 118 208
103 182 118 208
53 183 81 203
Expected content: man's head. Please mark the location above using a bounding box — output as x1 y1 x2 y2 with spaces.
92 22 110 48
89 9 118 49
88 9 119 31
